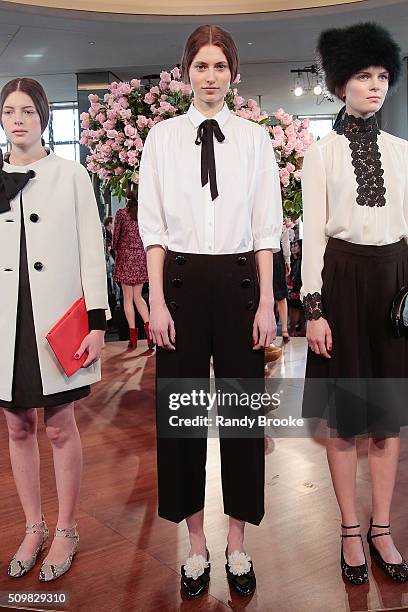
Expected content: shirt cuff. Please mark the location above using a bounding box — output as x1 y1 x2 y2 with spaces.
87 309 107 331
253 238 281 253
141 234 167 250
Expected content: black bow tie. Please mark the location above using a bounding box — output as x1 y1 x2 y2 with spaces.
0 150 36 213
195 119 225 201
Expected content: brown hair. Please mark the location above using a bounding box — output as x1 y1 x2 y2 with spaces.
181 25 239 84
0 78 50 133
125 185 138 221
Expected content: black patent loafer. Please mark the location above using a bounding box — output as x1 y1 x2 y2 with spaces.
181 549 210 598
225 548 256 597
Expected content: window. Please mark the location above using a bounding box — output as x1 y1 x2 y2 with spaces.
298 115 336 141
1 102 80 161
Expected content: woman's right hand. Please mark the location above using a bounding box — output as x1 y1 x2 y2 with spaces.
306 318 332 359
149 301 176 350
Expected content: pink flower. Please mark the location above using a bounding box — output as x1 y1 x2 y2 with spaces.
159 80 168 91
80 115 90 129
160 71 171 83
150 86 160 95
120 82 132 96
124 124 137 138
279 168 290 188
119 150 128 163
233 73 241 84
302 118 310 129
106 129 118 139
246 98 257 110
171 66 181 80
144 92 156 104
294 170 302 181
131 78 141 89
132 174 140 184
128 151 138 165
103 120 115 131
101 143 112 154
117 96 129 109
114 167 124 176
286 162 296 173
169 80 182 93
96 112 106 124
282 113 293 126
137 115 148 130
134 137 143 151
88 93 99 103
120 108 132 120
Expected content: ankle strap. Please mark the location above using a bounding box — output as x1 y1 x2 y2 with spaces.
371 522 390 529
55 524 78 538
25 516 47 535
341 524 360 529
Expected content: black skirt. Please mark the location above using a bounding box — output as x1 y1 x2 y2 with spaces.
0 199 90 410
273 250 288 301
302 237 408 437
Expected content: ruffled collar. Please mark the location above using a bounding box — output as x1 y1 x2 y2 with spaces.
335 111 380 138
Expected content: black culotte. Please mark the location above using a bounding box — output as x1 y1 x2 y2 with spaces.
303 237 408 437
156 250 265 525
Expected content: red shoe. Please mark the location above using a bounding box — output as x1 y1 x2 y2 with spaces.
128 328 138 349
145 322 155 349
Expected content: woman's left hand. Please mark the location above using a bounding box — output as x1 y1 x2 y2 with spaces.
252 300 277 349
74 330 105 367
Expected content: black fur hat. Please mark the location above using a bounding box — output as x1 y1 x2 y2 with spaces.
317 22 402 98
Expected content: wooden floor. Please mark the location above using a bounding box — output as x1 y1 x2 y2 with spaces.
1 338 408 612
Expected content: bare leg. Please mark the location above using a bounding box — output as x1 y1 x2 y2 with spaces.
277 299 289 336
186 509 206 557
227 517 245 554
326 437 365 565
3 407 44 558
132 284 150 324
368 436 402 563
43 402 82 564
122 283 136 329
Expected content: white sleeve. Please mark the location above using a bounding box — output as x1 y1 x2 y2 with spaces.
74 164 109 311
251 129 283 252
138 127 168 250
281 224 290 262
404 143 408 228
300 142 328 301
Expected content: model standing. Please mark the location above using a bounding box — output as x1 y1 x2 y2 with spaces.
113 187 153 349
139 25 282 598
301 23 408 584
0 78 108 581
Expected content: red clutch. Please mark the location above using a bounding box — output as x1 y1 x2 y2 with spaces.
46 297 89 377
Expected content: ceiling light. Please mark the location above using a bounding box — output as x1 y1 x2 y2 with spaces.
294 86 303 97
89 41 95 45
313 84 323 96
247 42 253 45
24 53 43 58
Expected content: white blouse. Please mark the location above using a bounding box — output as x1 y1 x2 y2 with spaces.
300 124 408 300
138 102 282 254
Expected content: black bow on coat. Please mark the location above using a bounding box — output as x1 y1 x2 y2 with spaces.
0 149 35 213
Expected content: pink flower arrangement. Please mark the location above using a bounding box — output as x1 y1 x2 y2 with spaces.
268 108 314 220
81 69 313 218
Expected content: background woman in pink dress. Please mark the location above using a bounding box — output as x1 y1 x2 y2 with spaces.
113 187 153 349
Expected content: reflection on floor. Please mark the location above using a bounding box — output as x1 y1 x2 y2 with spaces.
1 337 408 612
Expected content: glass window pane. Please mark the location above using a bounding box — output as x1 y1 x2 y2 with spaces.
308 119 333 141
43 125 50 144
52 108 76 143
54 143 77 161
0 125 7 146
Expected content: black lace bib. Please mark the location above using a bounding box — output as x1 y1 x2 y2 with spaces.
335 112 386 208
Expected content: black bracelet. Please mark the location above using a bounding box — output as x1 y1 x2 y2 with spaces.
303 292 324 321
